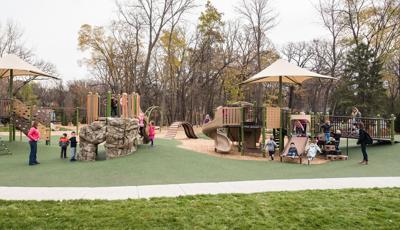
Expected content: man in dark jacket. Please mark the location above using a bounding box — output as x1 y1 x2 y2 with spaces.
357 122 371 165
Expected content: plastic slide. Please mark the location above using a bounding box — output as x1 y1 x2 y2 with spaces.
282 136 308 156
202 108 233 153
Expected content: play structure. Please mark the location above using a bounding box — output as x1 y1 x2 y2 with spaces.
203 102 397 163
202 103 266 154
165 121 198 139
79 91 157 160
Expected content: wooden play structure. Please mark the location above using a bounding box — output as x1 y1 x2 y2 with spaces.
203 103 273 155
0 98 52 144
86 91 142 122
165 121 198 139
203 102 397 161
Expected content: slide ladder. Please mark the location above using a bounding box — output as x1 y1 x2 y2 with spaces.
165 121 198 139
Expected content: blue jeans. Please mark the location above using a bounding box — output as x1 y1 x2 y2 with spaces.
361 143 368 161
325 133 330 143
70 147 77 159
29 141 37 165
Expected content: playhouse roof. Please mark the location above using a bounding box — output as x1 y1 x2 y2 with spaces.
240 59 336 85
0 54 58 79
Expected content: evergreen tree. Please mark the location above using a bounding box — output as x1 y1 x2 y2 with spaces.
336 43 385 116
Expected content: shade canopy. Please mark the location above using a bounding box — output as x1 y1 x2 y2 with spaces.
0 54 58 79
241 59 336 85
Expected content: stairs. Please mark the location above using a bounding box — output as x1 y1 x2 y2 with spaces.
165 121 198 139
165 122 180 139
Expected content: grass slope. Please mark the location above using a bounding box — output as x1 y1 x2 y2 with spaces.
0 136 399 186
0 188 399 229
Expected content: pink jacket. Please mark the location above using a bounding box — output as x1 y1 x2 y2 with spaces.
149 126 155 138
27 127 40 142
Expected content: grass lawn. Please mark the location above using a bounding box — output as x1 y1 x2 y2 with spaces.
0 135 399 187
0 188 399 229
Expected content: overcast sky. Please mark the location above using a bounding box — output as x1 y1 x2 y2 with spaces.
0 0 328 82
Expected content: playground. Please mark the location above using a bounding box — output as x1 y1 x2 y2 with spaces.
0 132 399 187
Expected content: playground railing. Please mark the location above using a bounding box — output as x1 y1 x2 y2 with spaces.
328 115 394 141
0 99 11 118
222 107 242 126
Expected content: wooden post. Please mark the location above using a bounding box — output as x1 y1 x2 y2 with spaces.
287 110 292 137
106 91 111 117
376 114 381 139
117 94 121 117
279 109 284 153
310 112 315 138
76 107 79 136
391 114 396 144
240 107 245 156
261 107 266 157
278 76 282 107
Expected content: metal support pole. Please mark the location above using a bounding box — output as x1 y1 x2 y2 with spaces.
8 70 13 142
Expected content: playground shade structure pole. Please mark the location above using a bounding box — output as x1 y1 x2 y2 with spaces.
278 76 284 153
8 70 13 142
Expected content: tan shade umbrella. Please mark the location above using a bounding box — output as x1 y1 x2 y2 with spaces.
0 53 58 142
241 59 335 85
0 54 58 79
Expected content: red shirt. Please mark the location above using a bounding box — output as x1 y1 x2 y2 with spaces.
27 127 40 142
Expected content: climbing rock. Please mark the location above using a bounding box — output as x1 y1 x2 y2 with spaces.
77 118 139 161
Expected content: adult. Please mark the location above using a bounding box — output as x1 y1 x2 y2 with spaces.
351 107 362 124
27 121 41 166
111 97 118 117
203 114 211 124
357 122 371 165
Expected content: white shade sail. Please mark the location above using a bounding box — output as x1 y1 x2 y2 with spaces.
0 54 58 79
241 59 336 85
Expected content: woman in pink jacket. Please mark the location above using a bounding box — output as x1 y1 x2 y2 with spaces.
27 121 41 166
148 121 156 147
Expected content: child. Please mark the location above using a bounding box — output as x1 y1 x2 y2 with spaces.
59 133 69 159
69 131 78 162
138 112 145 137
333 130 341 152
293 120 304 136
321 121 332 144
265 137 278 160
148 121 156 147
286 142 298 158
306 139 321 161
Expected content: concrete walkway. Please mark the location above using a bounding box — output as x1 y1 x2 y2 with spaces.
1 177 399 201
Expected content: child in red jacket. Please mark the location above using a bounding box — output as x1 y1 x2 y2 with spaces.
59 133 69 159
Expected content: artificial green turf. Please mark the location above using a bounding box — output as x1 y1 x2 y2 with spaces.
0 188 399 229
0 135 399 186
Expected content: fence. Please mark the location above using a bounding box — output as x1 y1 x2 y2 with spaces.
329 115 395 141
